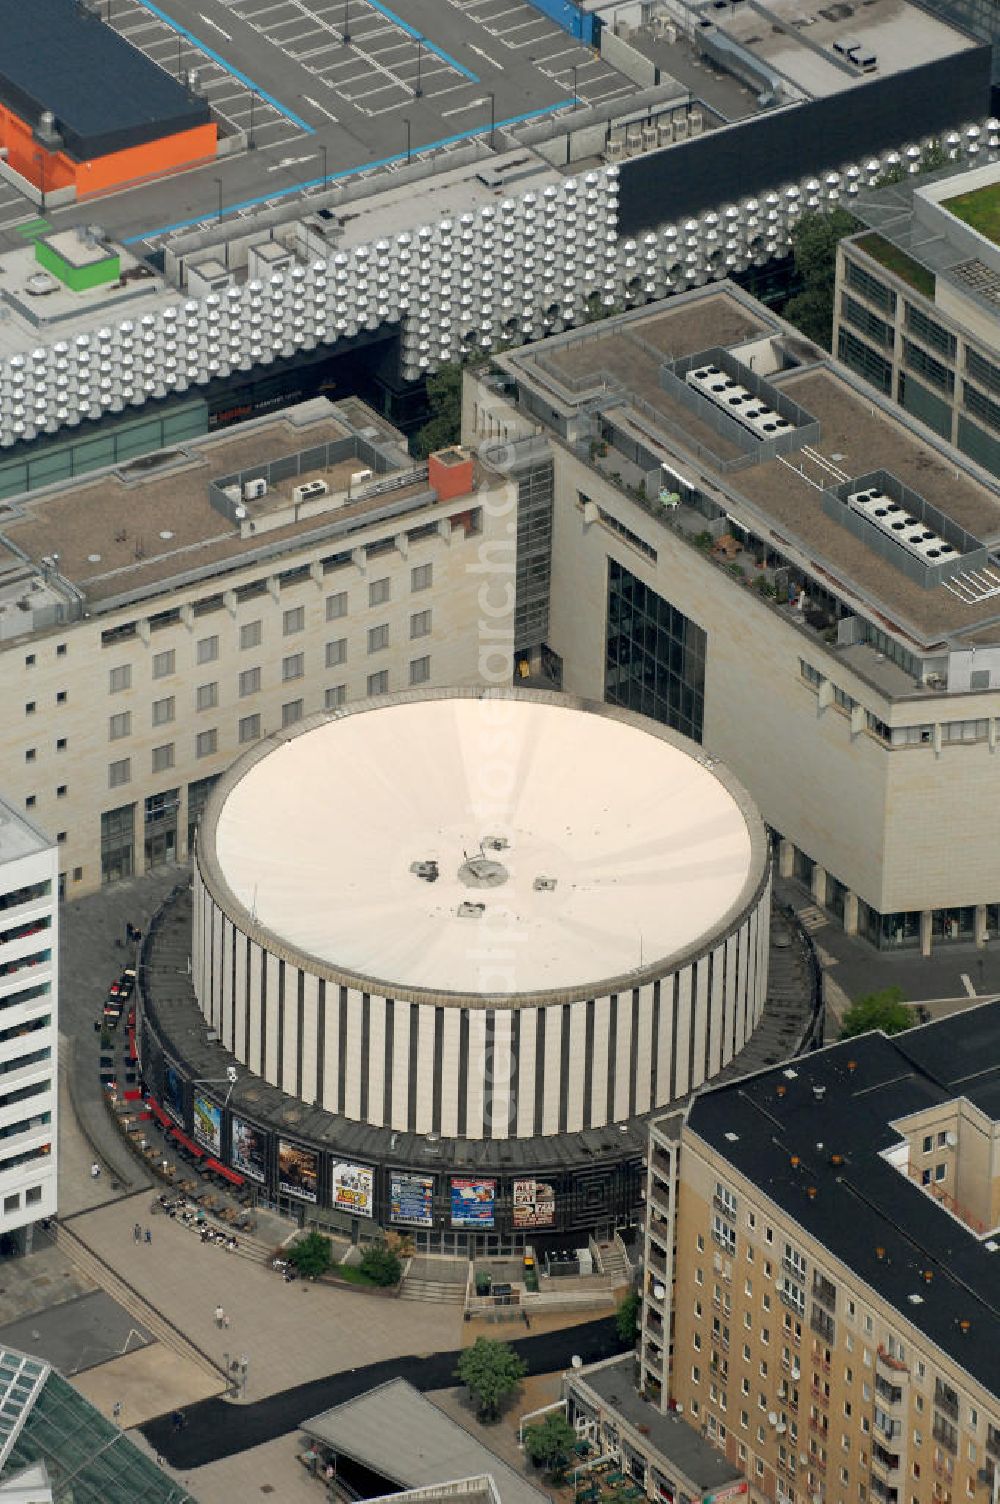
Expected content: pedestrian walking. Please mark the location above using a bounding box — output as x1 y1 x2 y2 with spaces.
222 1313 230 1329
214 1304 225 1328
112 1400 122 1423
90 1163 101 1179
144 1227 152 1245
132 1223 141 1243
171 1409 186 1433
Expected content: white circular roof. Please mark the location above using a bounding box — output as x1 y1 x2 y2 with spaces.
212 696 757 997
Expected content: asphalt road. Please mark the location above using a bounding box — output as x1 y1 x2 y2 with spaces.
142 1313 626 1467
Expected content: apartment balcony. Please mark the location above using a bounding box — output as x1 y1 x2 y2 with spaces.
986 1428 1000 1462
648 1214 671 1247
934 1385 959 1422
810 1386 830 1410
809 1306 835 1344
932 1420 958 1455
875 1373 904 1406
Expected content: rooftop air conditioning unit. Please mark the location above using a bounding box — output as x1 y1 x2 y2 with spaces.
243 478 267 501
292 479 329 505
349 469 373 488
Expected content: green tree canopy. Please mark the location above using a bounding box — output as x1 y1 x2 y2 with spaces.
783 206 860 349
523 1412 577 1479
455 1338 527 1421
286 1230 333 1278
359 1241 402 1286
838 986 911 1040
412 363 464 460
616 1288 641 1344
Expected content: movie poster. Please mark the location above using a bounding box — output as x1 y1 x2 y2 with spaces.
163 1061 185 1124
450 1177 495 1228
230 1116 267 1183
512 1177 556 1229
193 1094 222 1155
278 1139 319 1202
331 1161 374 1218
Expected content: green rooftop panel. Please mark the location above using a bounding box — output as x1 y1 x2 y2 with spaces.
34 232 120 293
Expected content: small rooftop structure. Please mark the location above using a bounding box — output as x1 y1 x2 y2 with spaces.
0 795 51 869
301 1380 548 1504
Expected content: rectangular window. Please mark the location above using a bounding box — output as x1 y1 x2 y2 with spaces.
410 609 432 640
196 682 219 713
196 730 217 759
411 562 433 592
152 696 175 727
326 639 347 668
109 758 131 789
837 327 893 395
841 294 894 349
282 652 304 682
606 559 707 744
368 670 389 697
240 620 262 650
409 655 431 686
326 591 348 621
109 665 131 694
239 714 260 743
109 713 131 741
152 649 176 679
368 624 389 654
282 699 304 728
963 381 1000 434
283 606 305 636
369 577 391 608
152 743 175 774
966 346 1000 396
239 668 261 698
325 685 347 710
197 634 219 665
906 304 956 359
845 257 897 315
902 338 954 394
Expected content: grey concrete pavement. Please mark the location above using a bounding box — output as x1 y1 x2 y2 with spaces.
0 1289 153 1377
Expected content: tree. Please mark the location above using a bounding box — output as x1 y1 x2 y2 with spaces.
359 1241 402 1286
455 1338 527 1421
286 1230 333 1278
412 363 464 459
838 986 911 1040
616 1288 641 1344
523 1412 577 1480
783 206 860 350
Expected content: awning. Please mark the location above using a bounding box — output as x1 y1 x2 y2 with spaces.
122 1089 141 1102
147 1100 172 1128
204 1158 244 1186
168 1126 204 1158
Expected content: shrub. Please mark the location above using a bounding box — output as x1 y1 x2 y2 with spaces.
359 1241 402 1287
286 1230 333 1279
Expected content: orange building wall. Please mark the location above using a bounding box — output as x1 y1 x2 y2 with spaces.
0 106 216 199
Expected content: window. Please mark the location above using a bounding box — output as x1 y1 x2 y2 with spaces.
56 786 66 799
326 591 348 621
922 1134 932 1153
56 643 66 657
409 655 431 686
325 685 347 710
368 624 389 654
197 634 219 664
56 691 67 705
196 730 217 759
56 738 66 752
196 682 218 712
326 639 347 668
411 562 433 592
937 1131 947 1147
712 1214 736 1254
369 577 390 607
239 668 261 698
282 700 303 728
3 1194 18 1213
837 327 893 395
368 670 389 697
25 703 35 716
934 1163 946 1181
25 749 35 763
606 560 706 742
25 797 35 809
282 652 304 682
109 758 131 789
152 697 175 727
410 609 432 639
25 655 34 667
239 714 260 743
800 660 823 688
153 649 175 679
240 620 262 650
845 257 896 314
283 606 305 636
25 1186 41 1205
152 744 175 774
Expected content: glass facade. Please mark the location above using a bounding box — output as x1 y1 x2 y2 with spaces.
605 559 707 742
100 804 134 886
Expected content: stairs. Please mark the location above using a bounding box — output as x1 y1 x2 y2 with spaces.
399 1275 468 1304
593 1237 630 1282
52 1220 224 1384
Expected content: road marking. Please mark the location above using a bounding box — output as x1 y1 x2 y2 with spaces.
198 11 232 38
440 95 489 117
267 154 314 170
302 93 339 121
466 42 503 69
960 972 977 997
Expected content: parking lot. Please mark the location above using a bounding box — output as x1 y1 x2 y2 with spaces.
0 182 41 235
448 0 634 107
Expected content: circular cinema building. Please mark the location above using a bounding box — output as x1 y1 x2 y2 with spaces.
139 689 813 1248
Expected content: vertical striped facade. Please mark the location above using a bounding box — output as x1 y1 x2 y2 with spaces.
192 863 771 1142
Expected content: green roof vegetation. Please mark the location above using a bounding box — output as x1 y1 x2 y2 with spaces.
942 183 1000 246
855 233 935 297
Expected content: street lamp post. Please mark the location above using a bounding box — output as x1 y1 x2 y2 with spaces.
414 37 423 98
572 64 579 109
342 0 350 45
488 91 495 150
404 117 411 166
248 89 256 150
320 143 328 191
215 177 223 223
177 35 183 77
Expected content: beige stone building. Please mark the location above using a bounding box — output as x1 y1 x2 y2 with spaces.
654 1005 1000 1504
0 398 515 897
465 284 1000 953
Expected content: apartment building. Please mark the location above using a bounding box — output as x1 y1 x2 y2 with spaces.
656 1003 1000 1504
465 283 1000 952
836 160 1000 483
0 398 516 897
0 800 58 1253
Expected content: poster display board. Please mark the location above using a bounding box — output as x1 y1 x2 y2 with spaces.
450 1177 495 1228
278 1139 319 1202
512 1177 556 1229
231 1116 267 1182
331 1161 374 1218
390 1172 434 1227
192 1094 222 1154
